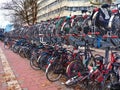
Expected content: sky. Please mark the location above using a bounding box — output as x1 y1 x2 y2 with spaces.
0 0 11 28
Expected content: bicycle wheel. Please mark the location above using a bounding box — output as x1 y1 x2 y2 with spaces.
12 45 19 53
39 54 51 71
66 60 85 78
19 49 26 58
30 56 41 70
45 63 62 82
111 15 120 36
24 48 31 60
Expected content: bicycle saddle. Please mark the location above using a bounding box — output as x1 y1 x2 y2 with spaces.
101 4 110 8
81 9 88 13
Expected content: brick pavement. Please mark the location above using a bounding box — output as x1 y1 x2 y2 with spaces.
1 41 119 90
0 49 7 90
0 41 73 90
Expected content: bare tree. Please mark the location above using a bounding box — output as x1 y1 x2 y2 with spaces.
2 0 39 25
89 0 104 5
89 0 113 5
105 0 112 4
27 0 38 25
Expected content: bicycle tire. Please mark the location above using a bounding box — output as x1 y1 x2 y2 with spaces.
19 49 26 58
45 63 62 82
39 54 51 71
30 56 41 70
66 60 85 78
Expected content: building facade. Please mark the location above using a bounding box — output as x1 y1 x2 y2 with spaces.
37 0 117 22
37 0 91 21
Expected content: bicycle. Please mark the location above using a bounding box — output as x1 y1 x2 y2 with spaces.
66 36 102 78
108 3 120 37
45 46 73 82
64 35 120 90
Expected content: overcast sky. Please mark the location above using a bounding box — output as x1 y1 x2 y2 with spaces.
0 0 11 28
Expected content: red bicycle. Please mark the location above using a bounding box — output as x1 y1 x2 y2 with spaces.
64 36 120 90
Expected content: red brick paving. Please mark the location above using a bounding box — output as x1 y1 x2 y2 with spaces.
0 41 73 90
0 47 7 90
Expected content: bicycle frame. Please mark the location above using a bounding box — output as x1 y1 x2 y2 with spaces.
90 47 119 83
107 51 116 70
